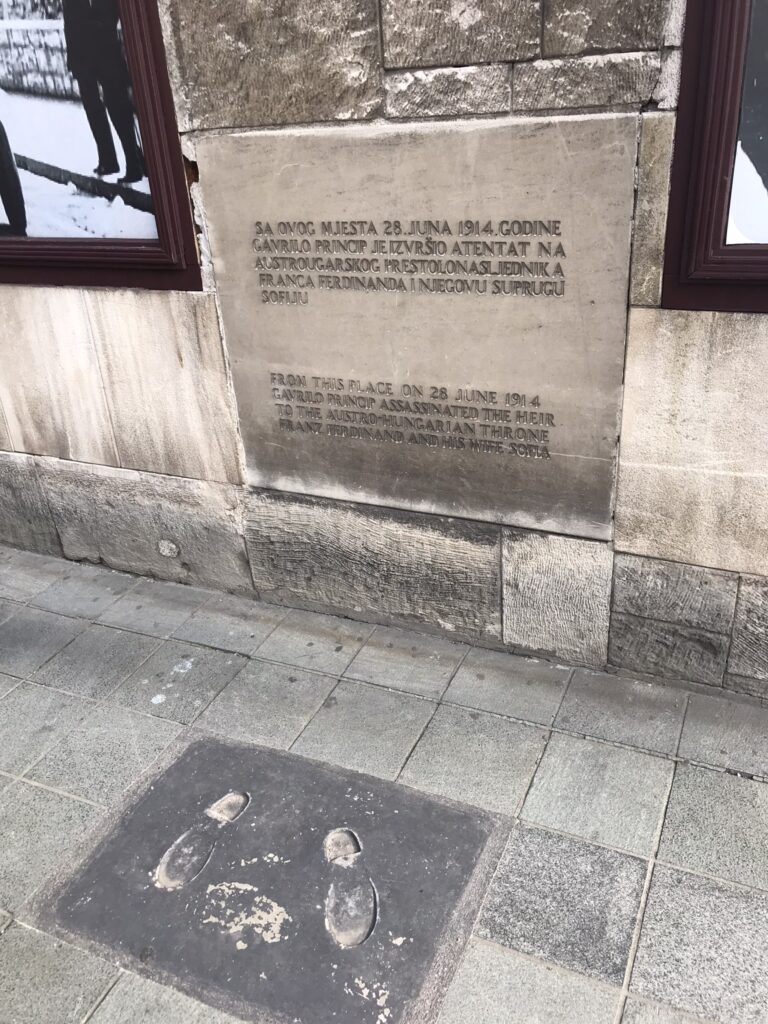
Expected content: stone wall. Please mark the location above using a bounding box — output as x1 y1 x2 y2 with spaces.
0 21 77 99
1 0 767 698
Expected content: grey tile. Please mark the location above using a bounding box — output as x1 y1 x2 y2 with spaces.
632 866 768 1023
196 659 337 748
27 706 182 805
0 672 18 698
0 683 93 774
623 998 718 1023
0 606 86 677
555 670 687 755
111 641 247 724
521 733 673 856
0 548 69 603
172 592 287 654
399 705 547 816
658 764 768 891
256 608 373 675
0 782 100 909
0 924 117 1024
31 625 160 699
89 973 241 1023
344 624 469 699
291 679 435 779
30 564 137 619
438 940 620 1024
97 578 209 638
679 693 768 776
478 824 647 985
0 596 17 623
445 648 571 725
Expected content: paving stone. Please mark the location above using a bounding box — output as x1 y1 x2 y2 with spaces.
292 679 435 779
679 693 768 777
522 733 673 855
0 605 86 677
543 0 666 56
0 924 117 1024
0 683 94 774
0 452 62 556
172 593 287 655
256 609 374 675
0 672 17 698
658 764 768 892
0 595 16 624
631 113 676 307
512 53 661 110
27 706 182 805
112 642 247 725
728 577 768 682
400 705 546 816
478 824 646 985
0 909 9 931
632 866 768 1023
555 670 686 755
31 625 160 700
608 613 729 687
344 625 469 700
503 531 613 667
613 555 738 634
623 998 718 1023
97 579 209 638
90 973 242 1023
382 0 541 67
444 648 571 725
29 564 137 619
385 65 511 118
0 547 70 603
161 0 381 130
197 660 337 749
0 783 101 910
438 940 620 1024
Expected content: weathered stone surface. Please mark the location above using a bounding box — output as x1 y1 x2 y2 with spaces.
613 554 738 633
384 65 510 119
543 0 667 56
608 613 729 687
84 290 241 485
0 287 118 466
653 49 681 109
246 490 501 642
503 530 613 666
679 693 768 777
159 0 381 131
0 402 11 451
663 0 686 47
728 577 768 682
512 53 660 110
198 116 637 540
382 0 541 67
631 113 676 306
36 458 253 594
0 453 61 556
616 310 768 576
724 672 768 699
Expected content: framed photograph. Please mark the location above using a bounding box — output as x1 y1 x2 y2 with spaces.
0 0 200 289
663 0 768 312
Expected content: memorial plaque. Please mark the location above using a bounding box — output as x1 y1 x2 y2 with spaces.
197 116 637 538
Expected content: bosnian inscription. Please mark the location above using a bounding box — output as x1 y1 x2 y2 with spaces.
270 373 557 462
253 218 567 305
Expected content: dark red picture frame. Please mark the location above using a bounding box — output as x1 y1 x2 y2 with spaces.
0 0 200 290
663 0 768 312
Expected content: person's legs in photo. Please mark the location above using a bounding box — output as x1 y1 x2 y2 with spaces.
100 70 144 184
76 73 119 176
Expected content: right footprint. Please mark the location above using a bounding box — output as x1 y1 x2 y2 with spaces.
323 828 378 948
154 791 249 892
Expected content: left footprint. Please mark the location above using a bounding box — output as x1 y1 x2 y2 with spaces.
154 791 249 891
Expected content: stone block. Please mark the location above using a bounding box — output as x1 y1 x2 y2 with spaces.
543 0 667 56
36 458 253 594
609 613 729 686
84 290 241 485
512 53 660 110
382 0 541 68
631 113 676 306
0 403 11 451
653 48 681 109
663 0 686 47
679 693 768 778
384 65 511 119
0 452 61 556
728 577 768 683
246 490 502 643
0 287 118 467
502 530 612 666
159 0 381 131
616 309 768 576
